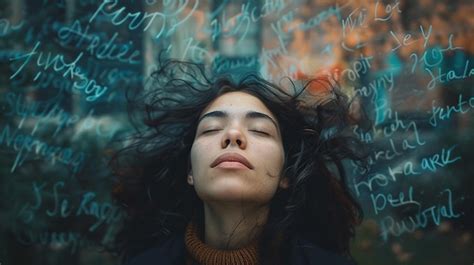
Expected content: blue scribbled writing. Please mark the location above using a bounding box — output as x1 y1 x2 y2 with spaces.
0 124 85 173
58 20 141 64
374 0 401 22
19 181 124 233
371 186 420 215
5 92 79 136
425 59 474 90
429 93 474 127
420 145 461 172
379 189 461 241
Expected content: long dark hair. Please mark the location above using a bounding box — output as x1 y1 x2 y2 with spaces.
109 59 368 264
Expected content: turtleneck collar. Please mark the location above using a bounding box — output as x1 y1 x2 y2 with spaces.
184 222 260 265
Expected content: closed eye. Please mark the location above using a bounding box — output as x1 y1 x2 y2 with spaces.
202 129 221 134
249 130 270 136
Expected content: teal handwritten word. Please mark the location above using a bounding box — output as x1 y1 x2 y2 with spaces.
0 17 24 37
72 109 123 140
9 42 108 102
270 9 295 53
374 0 401 22
181 37 211 62
206 0 286 44
390 24 439 52
429 93 474 127
29 71 72 96
5 92 79 136
354 72 393 102
341 7 368 37
14 227 84 254
4 92 121 140
17 182 46 224
0 124 85 173
207 4 252 44
379 108 426 144
161 0 199 37
367 136 414 165
245 0 286 22
48 182 123 232
58 20 141 64
409 25 463 73
379 189 461 241
410 47 443 73
261 45 286 69
341 54 374 81
352 117 425 176
213 56 259 73
89 0 165 32
425 59 474 90
366 108 426 171
354 160 420 196
352 125 373 143
24 63 130 97
20 181 124 233
371 186 420 215
81 57 140 87
89 0 197 40
420 145 461 172
354 145 460 194
353 129 424 175
9 42 81 80
340 8 368 51
288 5 341 32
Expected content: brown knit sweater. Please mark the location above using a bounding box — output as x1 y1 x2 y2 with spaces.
184 222 260 265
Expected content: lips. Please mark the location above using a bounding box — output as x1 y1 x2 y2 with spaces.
210 152 254 169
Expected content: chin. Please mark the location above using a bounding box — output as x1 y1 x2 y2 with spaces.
201 187 273 205
208 184 250 200
194 176 275 203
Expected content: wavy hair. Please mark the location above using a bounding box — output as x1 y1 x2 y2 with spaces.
109 59 368 264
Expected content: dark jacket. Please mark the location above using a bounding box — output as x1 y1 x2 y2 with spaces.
126 233 356 265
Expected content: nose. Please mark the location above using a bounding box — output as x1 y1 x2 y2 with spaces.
221 127 247 149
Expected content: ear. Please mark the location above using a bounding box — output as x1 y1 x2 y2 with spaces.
279 177 289 189
187 160 194 186
187 170 194 186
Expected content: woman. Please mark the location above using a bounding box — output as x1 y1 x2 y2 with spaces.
110 59 368 265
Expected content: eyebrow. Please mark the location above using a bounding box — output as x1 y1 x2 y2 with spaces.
198 110 279 129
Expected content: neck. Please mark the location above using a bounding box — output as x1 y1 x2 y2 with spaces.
202 202 269 249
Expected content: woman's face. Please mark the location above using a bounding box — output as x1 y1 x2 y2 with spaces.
188 91 288 205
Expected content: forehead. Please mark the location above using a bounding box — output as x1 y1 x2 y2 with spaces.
200 92 276 119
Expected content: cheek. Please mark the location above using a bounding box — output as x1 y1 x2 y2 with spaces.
255 142 285 174
190 139 213 171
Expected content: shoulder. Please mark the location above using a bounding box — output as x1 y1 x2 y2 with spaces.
290 235 357 265
125 235 186 265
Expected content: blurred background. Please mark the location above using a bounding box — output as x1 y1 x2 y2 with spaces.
0 0 473 264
